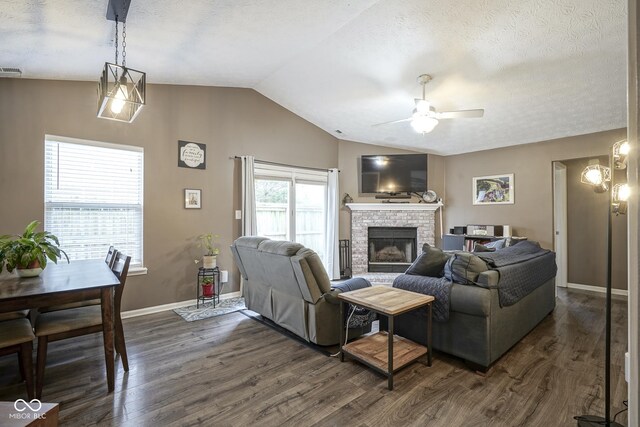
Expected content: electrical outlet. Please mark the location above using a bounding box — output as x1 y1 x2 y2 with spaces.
235 210 242 220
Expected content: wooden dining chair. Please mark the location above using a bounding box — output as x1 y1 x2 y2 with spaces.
105 246 118 268
34 253 131 399
0 318 35 399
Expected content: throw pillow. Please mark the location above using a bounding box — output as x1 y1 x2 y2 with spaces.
484 238 506 250
443 252 489 284
405 244 451 277
473 244 495 252
505 237 527 247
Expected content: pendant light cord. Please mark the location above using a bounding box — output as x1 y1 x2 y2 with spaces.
114 15 119 66
122 20 127 67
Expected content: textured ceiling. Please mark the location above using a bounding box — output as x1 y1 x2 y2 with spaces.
0 0 627 155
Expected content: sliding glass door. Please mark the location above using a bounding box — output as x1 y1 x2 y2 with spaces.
255 179 290 241
295 182 327 261
254 165 328 266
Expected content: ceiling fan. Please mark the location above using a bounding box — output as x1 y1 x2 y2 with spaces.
373 74 484 134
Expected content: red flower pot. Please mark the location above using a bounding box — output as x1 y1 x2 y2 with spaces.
202 283 214 297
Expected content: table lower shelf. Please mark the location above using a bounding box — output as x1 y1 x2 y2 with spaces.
342 331 428 373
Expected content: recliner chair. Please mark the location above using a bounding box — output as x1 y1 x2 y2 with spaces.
231 236 371 346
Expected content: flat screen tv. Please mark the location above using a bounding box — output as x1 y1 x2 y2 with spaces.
361 154 428 194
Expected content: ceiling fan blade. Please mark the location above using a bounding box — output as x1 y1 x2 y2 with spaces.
372 118 413 127
437 109 484 119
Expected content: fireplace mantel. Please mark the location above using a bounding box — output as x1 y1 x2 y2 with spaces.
346 203 442 211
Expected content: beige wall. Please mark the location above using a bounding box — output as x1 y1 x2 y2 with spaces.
563 157 627 290
444 128 628 289
337 139 445 246
0 79 338 311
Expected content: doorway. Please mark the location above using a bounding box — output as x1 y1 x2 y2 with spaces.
553 162 568 292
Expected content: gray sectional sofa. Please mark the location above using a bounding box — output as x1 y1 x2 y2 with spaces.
385 241 557 370
231 236 372 346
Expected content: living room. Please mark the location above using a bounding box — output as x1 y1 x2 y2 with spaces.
0 1 638 426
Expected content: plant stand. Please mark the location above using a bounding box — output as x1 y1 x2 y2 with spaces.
197 267 221 308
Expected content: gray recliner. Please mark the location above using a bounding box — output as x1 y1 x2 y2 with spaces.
230 236 371 346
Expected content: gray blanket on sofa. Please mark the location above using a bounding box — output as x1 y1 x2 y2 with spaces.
392 275 452 322
476 242 557 307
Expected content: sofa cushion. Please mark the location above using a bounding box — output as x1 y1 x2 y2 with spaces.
406 244 451 277
444 252 489 285
258 239 304 256
473 244 495 253
234 236 268 249
296 248 332 294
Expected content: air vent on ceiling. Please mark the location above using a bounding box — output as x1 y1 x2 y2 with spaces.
0 68 22 78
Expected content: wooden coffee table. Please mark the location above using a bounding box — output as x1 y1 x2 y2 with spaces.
338 286 434 390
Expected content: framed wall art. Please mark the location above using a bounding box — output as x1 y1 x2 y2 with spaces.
184 188 202 209
178 140 206 169
472 174 514 205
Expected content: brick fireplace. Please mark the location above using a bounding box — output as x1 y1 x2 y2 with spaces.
346 203 442 279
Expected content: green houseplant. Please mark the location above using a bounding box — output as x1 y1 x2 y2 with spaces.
0 220 69 277
197 233 220 268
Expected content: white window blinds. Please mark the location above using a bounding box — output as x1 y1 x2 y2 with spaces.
44 137 144 267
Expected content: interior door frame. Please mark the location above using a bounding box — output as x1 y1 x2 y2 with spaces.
552 161 568 291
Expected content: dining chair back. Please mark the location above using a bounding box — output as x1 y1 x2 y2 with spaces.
105 246 118 268
111 252 131 371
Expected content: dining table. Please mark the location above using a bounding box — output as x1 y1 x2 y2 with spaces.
0 259 120 393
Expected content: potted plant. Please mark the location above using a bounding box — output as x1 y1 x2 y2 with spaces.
197 233 220 268
0 220 69 277
201 276 215 298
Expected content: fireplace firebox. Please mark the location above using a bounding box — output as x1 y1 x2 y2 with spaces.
368 227 417 273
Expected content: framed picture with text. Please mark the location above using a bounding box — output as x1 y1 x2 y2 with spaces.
184 189 202 209
178 140 206 169
472 174 514 205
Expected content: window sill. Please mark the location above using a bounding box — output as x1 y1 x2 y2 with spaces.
129 267 148 276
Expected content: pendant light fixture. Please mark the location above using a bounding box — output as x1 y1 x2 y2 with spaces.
97 0 146 123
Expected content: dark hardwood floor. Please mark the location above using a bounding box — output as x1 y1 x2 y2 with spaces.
0 288 628 426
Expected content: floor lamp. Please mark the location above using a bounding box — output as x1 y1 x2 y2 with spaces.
575 140 630 427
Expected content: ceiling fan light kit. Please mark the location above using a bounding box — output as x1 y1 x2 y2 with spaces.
410 115 439 134
97 0 146 123
373 73 484 135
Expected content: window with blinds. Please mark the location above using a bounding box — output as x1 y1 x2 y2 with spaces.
44 136 144 268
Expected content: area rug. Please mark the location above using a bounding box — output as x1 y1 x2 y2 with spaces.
173 297 246 322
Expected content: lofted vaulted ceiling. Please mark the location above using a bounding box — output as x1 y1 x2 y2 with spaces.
0 0 627 155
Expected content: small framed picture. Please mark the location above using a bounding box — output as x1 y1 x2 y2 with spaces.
184 189 202 209
472 174 514 205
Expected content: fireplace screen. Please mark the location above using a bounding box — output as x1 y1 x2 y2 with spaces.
368 227 417 273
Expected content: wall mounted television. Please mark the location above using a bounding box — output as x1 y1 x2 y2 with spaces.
360 154 428 194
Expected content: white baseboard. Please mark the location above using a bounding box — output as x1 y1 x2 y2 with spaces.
566 282 628 297
121 291 242 319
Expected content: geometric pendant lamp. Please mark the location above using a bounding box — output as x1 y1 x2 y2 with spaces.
97 0 145 123
97 63 146 122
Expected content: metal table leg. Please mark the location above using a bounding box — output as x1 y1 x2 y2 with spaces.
388 315 394 390
339 300 345 362
427 303 433 367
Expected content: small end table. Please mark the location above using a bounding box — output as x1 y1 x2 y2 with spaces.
197 267 221 308
338 286 434 390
